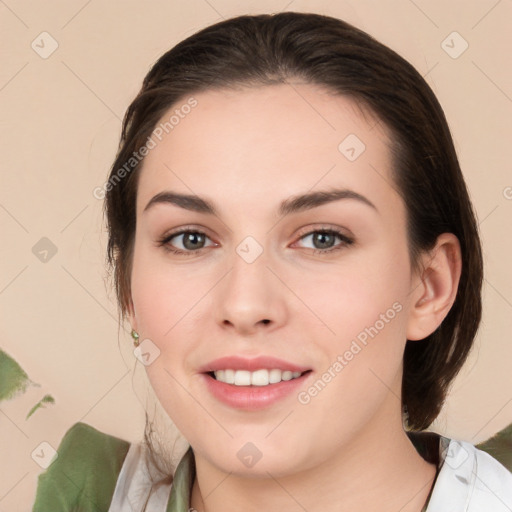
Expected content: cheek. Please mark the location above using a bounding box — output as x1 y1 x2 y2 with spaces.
291 264 409 446
296 245 411 401
130 243 207 341
300 247 411 347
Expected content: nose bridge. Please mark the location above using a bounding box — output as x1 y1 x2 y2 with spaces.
215 234 284 332
228 234 272 302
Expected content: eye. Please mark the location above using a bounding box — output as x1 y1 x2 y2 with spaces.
158 229 216 255
157 226 354 256
295 228 354 254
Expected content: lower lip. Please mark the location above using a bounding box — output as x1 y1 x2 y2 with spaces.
202 372 311 410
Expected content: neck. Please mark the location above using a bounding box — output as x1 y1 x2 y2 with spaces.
190 398 437 512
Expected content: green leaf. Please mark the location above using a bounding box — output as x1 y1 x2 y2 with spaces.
0 348 36 402
26 394 56 420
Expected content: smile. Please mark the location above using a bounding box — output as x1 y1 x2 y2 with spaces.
199 355 312 409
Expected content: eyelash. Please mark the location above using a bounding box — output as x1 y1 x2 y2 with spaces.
157 226 354 257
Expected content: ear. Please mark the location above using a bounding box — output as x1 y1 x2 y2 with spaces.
407 233 462 341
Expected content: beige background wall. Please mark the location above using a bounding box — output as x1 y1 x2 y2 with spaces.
1 0 511 509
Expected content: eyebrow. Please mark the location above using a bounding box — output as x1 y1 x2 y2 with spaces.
143 188 377 216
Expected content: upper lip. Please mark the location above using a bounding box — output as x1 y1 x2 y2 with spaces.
199 355 311 373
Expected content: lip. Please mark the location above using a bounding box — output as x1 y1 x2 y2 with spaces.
201 370 312 410
198 355 310 373
198 355 313 410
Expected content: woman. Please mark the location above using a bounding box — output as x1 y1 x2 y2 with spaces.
32 11 512 512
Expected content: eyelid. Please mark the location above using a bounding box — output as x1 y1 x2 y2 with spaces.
159 224 215 241
294 223 353 240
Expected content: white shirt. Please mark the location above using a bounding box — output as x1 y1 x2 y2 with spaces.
426 436 512 511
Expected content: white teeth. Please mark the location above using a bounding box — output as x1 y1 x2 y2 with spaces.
224 369 235 384
269 368 282 384
251 369 269 386
213 369 302 386
234 370 251 386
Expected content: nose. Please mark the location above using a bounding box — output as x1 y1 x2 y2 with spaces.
213 246 287 336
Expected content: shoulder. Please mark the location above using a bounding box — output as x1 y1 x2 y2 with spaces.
428 436 512 511
32 422 131 511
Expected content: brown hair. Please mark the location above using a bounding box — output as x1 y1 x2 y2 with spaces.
105 12 483 434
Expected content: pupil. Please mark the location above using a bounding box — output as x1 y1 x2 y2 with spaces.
184 232 204 250
315 232 333 249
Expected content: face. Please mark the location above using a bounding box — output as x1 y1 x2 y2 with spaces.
129 83 418 477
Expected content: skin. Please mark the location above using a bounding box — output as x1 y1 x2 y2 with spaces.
128 83 461 512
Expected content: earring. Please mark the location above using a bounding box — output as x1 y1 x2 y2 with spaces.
131 329 140 347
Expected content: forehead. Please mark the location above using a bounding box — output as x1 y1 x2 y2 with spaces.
136 83 398 217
